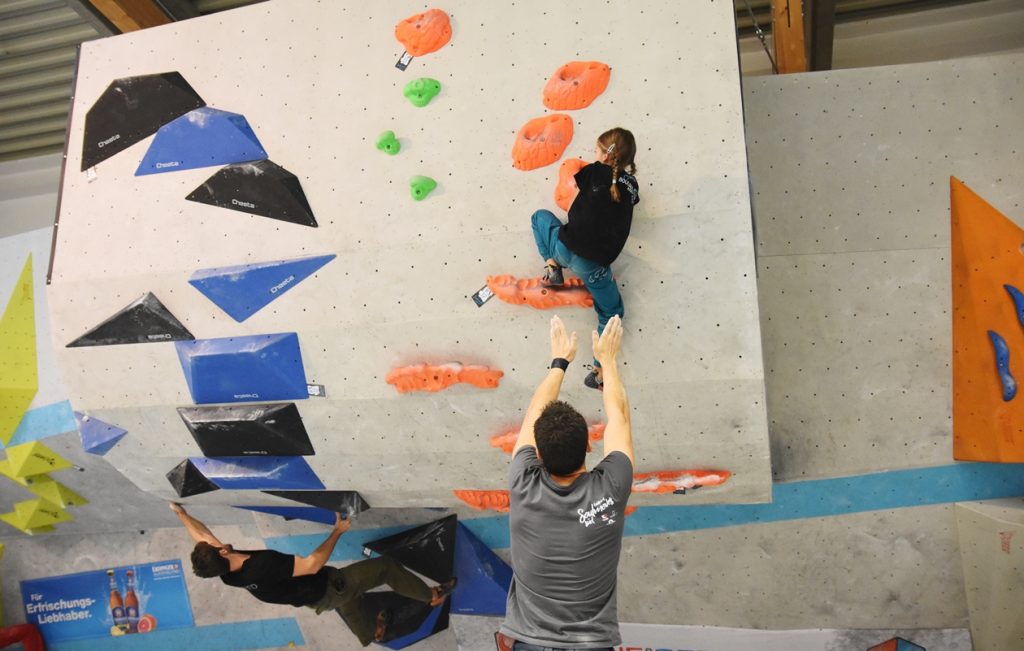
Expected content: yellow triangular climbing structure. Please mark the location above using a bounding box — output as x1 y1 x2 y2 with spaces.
0 497 70 534
0 255 37 445
0 440 72 478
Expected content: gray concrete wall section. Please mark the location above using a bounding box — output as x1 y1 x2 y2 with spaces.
48 0 771 507
747 52 1024 480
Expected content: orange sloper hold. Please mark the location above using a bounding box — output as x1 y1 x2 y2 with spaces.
489 422 606 454
543 61 611 110
454 490 510 513
386 363 503 394
512 114 573 171
554 158 587 211
952 177 1024 462
486 275 593 310
395 8 452 57
631 469 731 494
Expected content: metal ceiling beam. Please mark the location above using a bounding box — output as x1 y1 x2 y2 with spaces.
805 0 837 71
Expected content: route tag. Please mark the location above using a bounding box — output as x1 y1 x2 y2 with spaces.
307 383 326 398
471 285 494 307
395 51 413 70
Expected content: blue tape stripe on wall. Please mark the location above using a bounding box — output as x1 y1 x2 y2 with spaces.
264 463 1024 559
0 400 76 448
47 617 304 651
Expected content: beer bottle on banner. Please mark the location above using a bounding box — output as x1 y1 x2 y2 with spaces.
107 569 127 629
124 569 140 632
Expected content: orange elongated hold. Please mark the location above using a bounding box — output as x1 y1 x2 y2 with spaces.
395 8 452 57
631 469 732 494
624 505 638 516
386 362 503 394
490 422 606 454
554 158 587 211
486 274 593 310
512 114 573 171
454 489 510 512
543 61 611 110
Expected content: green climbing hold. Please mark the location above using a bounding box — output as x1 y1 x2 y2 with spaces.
376 131 401 155
404 78 441 108
410 176 437 201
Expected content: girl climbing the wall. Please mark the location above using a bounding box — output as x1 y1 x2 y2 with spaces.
531 127 639 390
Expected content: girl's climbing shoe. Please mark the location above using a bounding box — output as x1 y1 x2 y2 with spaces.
584 368 604 391
541 264 564 287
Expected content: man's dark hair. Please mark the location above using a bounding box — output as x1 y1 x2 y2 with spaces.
534 400 589 475
191 541 230 578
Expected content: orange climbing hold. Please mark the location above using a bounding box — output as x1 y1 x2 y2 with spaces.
554 158 587 211
511 114 573 171
486 274 593 310
386 363 503 394
624 505 638 516
543 61 611 110
489 422 606 454
631 469 732 494
394 8 452 57
454 489 510 513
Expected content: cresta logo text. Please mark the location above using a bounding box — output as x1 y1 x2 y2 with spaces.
231 199 256 209
97 134 120 148
155 161 181 169
269 275 296 294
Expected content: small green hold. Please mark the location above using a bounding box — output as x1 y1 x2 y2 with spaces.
376 130 401 155
410 176 437 201
404 78 441 108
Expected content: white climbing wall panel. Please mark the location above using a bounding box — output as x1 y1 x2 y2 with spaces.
49 0 770 506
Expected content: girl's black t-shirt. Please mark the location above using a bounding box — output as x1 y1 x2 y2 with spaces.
220 549 327 607
559 162 639 267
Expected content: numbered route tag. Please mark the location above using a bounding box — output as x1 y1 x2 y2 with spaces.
472 284 494 307
307 383 326 398
395 51 413 70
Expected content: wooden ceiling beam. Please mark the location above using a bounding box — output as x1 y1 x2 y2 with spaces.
771 0 808 73
84 0 171 32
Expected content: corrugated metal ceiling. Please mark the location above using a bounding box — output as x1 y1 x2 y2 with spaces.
0 0 984 163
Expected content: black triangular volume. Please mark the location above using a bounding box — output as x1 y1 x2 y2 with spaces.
186 159 318 227
360 593 450 645
166 459 219 498
364 515 456 584
263 490 370 515
82 72 205 170
178 403 314 457
67 292 194 347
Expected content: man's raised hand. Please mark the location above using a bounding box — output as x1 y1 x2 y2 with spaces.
550 315 578 362
334 512 352 534
592 315 623 366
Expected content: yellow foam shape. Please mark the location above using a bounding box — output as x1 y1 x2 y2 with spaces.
15 497 71 529
0 510 55 535
3 440 72 477
0 255 37 445
23 476 87 507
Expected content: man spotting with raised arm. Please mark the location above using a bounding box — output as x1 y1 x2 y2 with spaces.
171 503 455 646
498 315 634 651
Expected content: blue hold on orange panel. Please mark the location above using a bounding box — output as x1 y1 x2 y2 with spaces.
190 456 324 490
75 411 128 456
135 107 267 176
189 254 336 322
450 522 512 616
176 332 308 404
234 505 339 525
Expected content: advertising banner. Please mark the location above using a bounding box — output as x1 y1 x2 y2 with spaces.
20 559 193 643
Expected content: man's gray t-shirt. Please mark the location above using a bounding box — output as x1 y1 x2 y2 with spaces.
500 446 633 648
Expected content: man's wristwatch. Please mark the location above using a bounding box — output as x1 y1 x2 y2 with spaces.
550 357 570 371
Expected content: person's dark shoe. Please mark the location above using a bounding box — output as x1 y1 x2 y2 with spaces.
541 264 564 287
584 368 604 391
431 576 458 606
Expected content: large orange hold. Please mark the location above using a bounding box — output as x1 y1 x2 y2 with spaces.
489 422 606 454
543 61 611 110
511 114 573 171
386 363 503 394
395 8 452 57
952 177 1024 462
554 158 587 211
454 489 510 512
486 274 593 309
